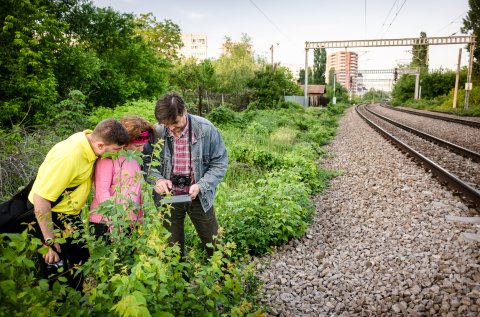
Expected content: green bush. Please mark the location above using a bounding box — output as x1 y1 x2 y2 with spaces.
275 100 304 110
207 106 245 127
88 100 156 124
216 171 314 255
1 99 347 315
1 159 266 316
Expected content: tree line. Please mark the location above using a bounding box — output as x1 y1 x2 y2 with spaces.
1 0 306 130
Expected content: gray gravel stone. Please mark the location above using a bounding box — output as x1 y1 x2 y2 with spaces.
257 107 480 316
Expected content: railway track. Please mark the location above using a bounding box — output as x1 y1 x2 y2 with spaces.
380 103 480 128
356 104 480 207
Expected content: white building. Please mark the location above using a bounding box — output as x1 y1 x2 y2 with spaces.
180 33 208 60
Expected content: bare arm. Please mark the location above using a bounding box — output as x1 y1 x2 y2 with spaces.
33 193 61 264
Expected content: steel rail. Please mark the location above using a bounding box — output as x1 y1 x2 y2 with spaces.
380 104 480 128
364 104 480 162
356 104 480 206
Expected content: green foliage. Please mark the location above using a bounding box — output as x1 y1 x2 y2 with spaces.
54 46 102 99
1 152 266 315
0 93 347 314
362 89 391 102
325 83 349 103
246 65 302 109
0 0 68 127
74 7 169 107
213 34 258 93
411 32 429 71
421 68 466 99
88 100 157 123
134 13 183 61
217 172 314 255
462 0 480 83
391 73 417 102
170 58 217 115
392 68 468 103
46 90 93 136
0 1 172 128
216 105 345 254
207 106 245 127
313 48 327 85
390 85 480 116
0 126 67 200
0 231 83 316
275 101 304 110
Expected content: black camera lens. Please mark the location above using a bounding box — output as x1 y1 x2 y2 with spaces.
172 175 191 187
47 260 64 274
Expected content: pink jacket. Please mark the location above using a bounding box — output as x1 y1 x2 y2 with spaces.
89 157 143 224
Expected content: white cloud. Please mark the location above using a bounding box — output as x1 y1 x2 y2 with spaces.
183 10 207 20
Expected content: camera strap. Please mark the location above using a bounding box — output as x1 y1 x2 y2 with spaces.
165 114 193 174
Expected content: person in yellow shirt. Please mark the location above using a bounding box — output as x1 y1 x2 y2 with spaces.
28 118 129 290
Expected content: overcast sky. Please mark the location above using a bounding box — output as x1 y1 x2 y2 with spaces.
92 0 470 89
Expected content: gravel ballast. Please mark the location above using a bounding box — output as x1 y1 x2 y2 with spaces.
258 106 480 317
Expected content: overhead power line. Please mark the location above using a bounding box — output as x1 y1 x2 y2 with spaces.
380 0 399 30
381 0 407 38
432 11 467 36
247 0 289 40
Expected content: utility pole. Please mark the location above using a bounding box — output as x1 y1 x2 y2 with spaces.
304 46 309 106
464 43 474 109
414 73 420 99
333 72 336 105
270 43 279 67
453 48 462 109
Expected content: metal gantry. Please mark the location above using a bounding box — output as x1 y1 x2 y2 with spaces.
304 35 476 107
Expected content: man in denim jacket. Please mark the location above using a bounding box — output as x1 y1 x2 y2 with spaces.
143 92 228 257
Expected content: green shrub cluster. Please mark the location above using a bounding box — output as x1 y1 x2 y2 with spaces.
207 106 246 127
215 104 346 255
0 102 347 315
1 152 266 316
216 171 314 255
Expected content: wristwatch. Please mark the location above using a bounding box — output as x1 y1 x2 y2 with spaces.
44 237 55 246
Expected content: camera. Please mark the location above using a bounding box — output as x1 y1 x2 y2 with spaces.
172 175 191 187
47 260 64 274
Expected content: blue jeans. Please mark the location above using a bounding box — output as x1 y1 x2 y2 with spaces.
163 198 218 257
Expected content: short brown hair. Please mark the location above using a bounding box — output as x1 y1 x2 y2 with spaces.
92 119 129 146
120 115 153 143
155 92 186 124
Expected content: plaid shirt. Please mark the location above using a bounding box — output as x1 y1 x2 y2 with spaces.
169 118 195 195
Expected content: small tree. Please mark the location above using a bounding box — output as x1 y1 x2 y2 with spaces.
213 34 257 93
462 0 480 83
134 13 183 61
411 32 429 72
247 65 302 109
170 58 216 115
313 48 327 84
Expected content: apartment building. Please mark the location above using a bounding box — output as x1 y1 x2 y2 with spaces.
326 51 358 90
283 63 303 81
180 33 208 60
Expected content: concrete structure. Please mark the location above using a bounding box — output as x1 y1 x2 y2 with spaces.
326 51 358 91
180 33 208 60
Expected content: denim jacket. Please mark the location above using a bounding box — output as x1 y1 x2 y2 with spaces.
143 114 228 212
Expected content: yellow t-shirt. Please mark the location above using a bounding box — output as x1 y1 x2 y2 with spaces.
28 130 97 215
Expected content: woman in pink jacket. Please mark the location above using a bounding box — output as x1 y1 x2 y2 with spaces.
89 115 153 237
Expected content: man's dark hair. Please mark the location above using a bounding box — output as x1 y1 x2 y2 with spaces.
155 92 186 124
92 119 129 146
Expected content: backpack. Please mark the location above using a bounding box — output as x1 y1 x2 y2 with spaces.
0 179 35 233
0 180 79 233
